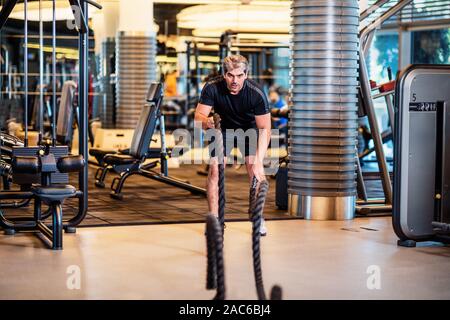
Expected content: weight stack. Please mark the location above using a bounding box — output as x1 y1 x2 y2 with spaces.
288 0 359 220
116 32 157 129
100 38 116 129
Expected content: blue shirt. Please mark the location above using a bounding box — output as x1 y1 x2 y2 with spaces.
272 98 287 127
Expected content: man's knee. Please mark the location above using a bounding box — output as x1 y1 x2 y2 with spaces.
208 164 219 182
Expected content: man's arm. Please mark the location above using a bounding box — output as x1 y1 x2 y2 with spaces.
194 103 214 130
254 113 272 169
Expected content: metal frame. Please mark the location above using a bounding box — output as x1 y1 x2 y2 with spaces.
105 112 207 200
0 0 101 249
0 0 19 32
355 96 393 214
360 0 414 54
355 0 416 215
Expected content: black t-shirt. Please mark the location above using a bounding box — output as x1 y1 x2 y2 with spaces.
199 76 270 130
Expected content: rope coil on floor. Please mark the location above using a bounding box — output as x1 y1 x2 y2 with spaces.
205 214 226 300
213 114 226 232
251 177 283 300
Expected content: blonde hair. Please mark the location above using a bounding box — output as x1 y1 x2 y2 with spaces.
222 54 249 74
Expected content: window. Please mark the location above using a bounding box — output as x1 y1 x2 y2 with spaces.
369 33 399 83
412 28 450 64
272 47 290 90
363 32 399 160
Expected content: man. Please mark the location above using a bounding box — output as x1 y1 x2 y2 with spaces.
194 55 271 236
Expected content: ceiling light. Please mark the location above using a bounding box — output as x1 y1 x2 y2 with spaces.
155 0 289 5
177 3 290 36
8 0 99 22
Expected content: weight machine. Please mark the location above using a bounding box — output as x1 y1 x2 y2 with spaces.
0 0 102 249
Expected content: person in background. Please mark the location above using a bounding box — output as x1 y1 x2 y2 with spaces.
268 85 287 128
164 69 178 97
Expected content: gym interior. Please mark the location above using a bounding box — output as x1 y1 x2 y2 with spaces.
0 0 449 301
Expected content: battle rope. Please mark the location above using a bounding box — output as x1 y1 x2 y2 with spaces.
205 213 226 300
204 117 282 300
248 175 258 219
251 178 283 300
213 114 226 233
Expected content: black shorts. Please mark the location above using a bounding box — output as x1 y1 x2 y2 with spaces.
209 129 258 158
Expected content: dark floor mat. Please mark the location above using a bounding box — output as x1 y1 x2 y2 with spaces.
1 164 386 228
1 165 296 227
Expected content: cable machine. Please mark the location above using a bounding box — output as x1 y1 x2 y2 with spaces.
356 0 413 215
0 0 102 249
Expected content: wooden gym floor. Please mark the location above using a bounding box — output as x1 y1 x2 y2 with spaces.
0 216 449 299
1 164 449 300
